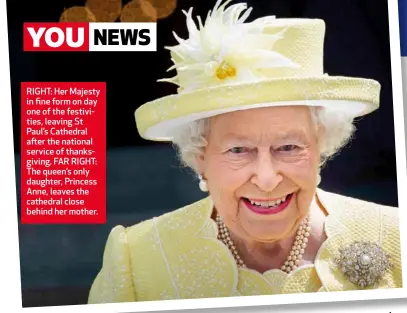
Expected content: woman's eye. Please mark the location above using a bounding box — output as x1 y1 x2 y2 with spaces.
277 145 299 152
229 147 247 154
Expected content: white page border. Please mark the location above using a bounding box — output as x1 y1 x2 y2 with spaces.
1 0 406 312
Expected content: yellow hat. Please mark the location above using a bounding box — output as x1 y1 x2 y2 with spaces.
135 0 380 141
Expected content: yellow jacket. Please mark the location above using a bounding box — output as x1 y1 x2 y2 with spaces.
88 188 402 303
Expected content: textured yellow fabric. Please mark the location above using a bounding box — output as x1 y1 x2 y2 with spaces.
88 188 402 303
135 77 380 141
87 226 136 303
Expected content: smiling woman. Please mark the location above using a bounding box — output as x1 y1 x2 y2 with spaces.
170 105 351 274
88 0 402 303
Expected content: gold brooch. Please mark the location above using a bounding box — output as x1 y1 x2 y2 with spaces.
335 241 393 289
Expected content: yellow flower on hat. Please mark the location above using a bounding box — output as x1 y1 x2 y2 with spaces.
159 0 299 93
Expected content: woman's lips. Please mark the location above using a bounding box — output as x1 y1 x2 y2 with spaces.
242 193 293 215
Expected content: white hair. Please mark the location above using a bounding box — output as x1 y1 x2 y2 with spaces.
171 106 357 175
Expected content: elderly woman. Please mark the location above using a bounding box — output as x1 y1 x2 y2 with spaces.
88 0 401 303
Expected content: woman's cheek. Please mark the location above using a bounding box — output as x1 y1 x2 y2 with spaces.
288 150 318 174
224 154 253 170
210 158 251 182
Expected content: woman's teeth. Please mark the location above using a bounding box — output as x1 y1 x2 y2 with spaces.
248 195 288 208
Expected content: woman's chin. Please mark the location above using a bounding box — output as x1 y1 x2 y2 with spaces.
236 193 302 240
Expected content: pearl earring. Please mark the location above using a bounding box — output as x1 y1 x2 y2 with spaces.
198 175 208 192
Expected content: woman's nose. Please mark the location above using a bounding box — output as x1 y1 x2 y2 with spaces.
250 151 283 192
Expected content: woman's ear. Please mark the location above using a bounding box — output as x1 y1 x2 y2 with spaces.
195 117 211 175
195 153 205 175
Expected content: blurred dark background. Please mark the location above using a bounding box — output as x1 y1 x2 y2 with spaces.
7 0 399 308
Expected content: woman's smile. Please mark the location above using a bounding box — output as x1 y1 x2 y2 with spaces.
241 193 294 215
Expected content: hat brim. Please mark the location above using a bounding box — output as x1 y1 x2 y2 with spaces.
135 76 380 141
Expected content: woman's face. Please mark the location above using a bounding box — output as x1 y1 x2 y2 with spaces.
196 106 320 243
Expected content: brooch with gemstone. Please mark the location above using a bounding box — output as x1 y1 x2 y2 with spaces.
335 241 393 289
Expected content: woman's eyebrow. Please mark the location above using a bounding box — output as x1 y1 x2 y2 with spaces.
220 130 309 144
276 130 309 142
219 133 255 144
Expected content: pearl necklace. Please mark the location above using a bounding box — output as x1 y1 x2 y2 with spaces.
215 214 311 274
